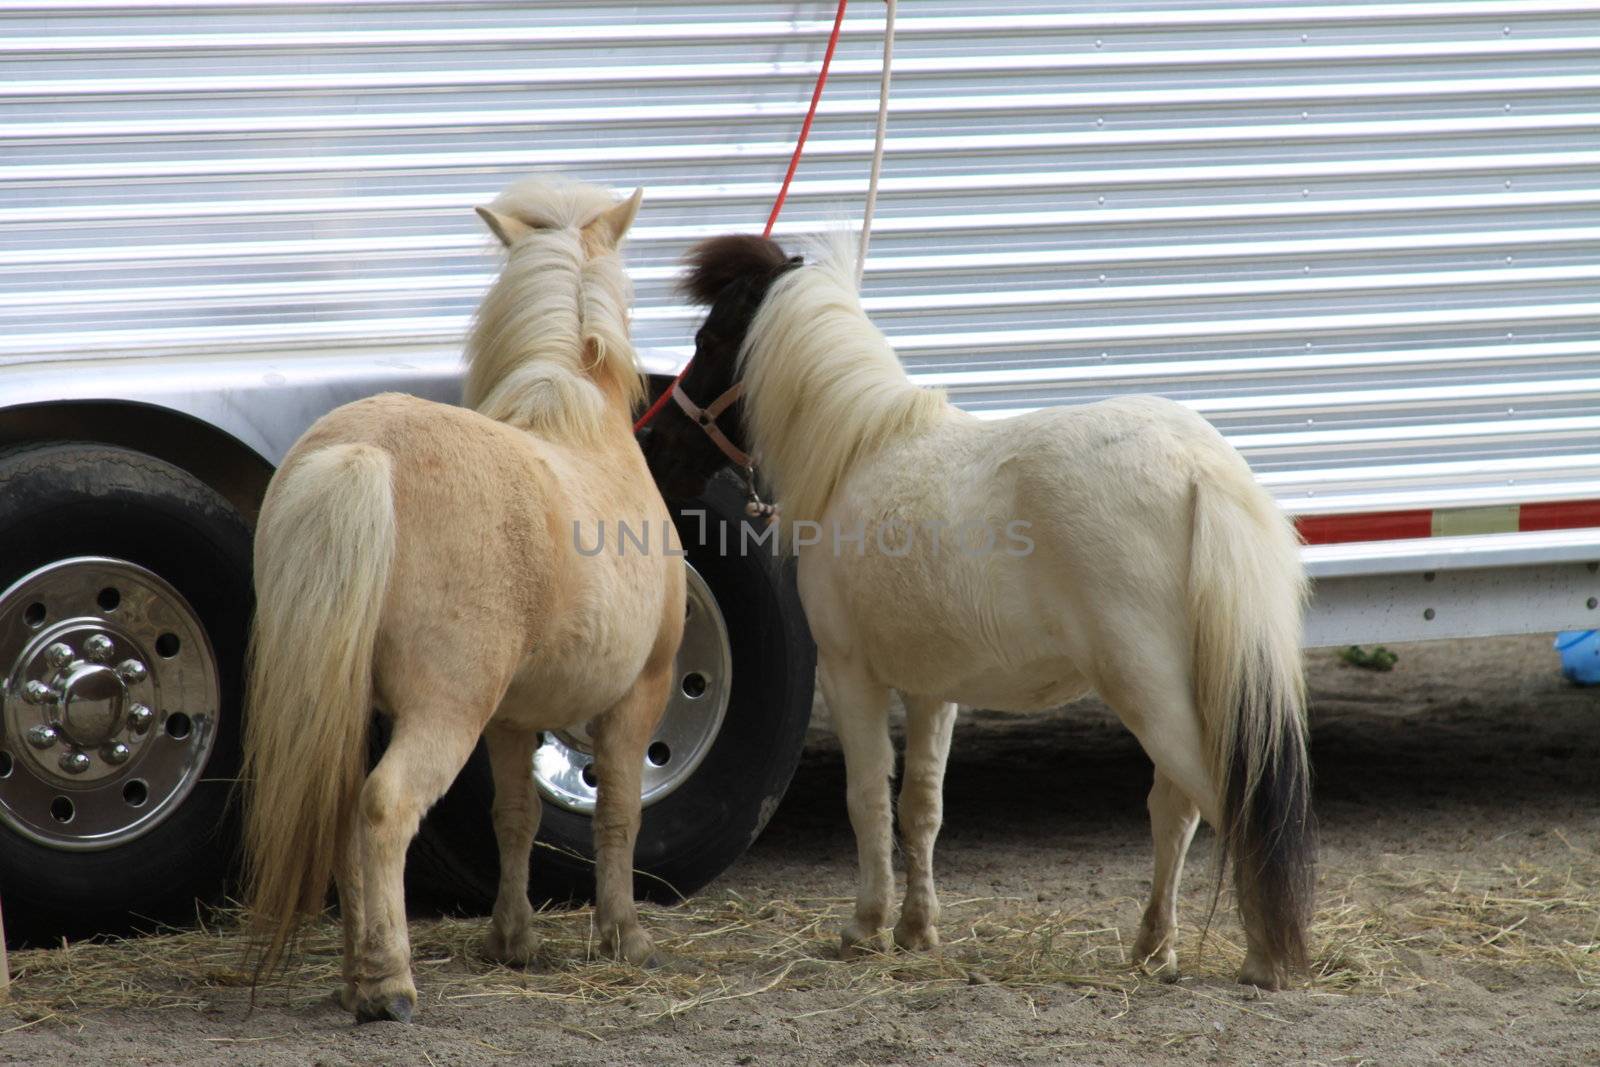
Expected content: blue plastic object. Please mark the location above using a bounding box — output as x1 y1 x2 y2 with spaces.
1554 630 1600 686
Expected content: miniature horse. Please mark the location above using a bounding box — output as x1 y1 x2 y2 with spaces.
243 178 684 1022
643 233 1315 989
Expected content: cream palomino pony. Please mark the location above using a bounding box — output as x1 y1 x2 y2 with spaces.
643 234 1315 990
243 178 684 1023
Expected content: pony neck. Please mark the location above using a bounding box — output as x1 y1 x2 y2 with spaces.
464 230 643 442
740 254 948 526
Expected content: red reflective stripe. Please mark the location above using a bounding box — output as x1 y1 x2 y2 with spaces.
1518 500 1600 532
1298 499 1600 545
1295 510 1432 545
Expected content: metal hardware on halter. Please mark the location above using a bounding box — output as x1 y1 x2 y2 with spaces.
738 465 778 522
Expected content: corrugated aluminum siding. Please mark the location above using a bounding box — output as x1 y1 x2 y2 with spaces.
4 0 1599 521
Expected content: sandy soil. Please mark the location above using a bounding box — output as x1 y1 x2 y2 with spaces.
4 633 1599 1065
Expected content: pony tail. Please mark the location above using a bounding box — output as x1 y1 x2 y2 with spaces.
243 443 396 981
679 234 792 305
1188 465 1316 983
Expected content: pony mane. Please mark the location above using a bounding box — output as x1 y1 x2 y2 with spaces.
464 177 644 441
739 230 948 525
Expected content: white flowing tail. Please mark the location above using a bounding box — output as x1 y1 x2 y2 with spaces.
242 443 396 976
1187 451 1315 970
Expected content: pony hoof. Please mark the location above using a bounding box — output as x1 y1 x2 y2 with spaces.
839 926 884 959
1145 960 1181 984
1236 962 1287 992
598 929 659 969
484 927 542 967
1136 945 1179 982
892 921 940 953
354 996 414 1025
337 983 359 1013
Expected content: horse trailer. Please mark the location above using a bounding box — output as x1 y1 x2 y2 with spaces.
3 0 1598 942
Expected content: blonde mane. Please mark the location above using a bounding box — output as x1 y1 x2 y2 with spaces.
739 231 948 525
465 177 644 441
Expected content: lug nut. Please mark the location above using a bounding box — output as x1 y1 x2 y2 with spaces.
44 642 75 669
59 750 91 774
128 703 154 731
117 659 148 684
104 741 131 765
84 634 114 662
26 724 59 749
23 679 58 705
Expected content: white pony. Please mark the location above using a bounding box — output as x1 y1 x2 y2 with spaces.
643 233 1315 989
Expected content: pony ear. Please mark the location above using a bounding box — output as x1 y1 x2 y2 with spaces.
475 206 533 248
587 187 644 250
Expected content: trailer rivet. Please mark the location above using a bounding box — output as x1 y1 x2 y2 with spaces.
1424 608 1436 620
1587 597 1597 610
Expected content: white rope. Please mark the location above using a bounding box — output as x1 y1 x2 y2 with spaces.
856 0 896 286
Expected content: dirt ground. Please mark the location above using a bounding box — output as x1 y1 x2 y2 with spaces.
4 633 1599 1065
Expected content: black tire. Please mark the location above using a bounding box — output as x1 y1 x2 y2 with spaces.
410 470 816 910
0 441 253 946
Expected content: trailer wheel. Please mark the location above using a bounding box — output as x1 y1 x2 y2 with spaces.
0 442 251 945
411 471 815 908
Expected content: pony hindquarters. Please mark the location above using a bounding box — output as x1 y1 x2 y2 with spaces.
242 443 396 992
1108 437 1313 990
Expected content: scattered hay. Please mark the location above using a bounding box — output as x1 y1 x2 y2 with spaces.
4 849 1597 1031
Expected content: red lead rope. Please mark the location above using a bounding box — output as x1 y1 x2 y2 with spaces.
634 0 850 433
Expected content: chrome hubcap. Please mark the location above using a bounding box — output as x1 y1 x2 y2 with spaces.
0 558 219 850
533 561 733 815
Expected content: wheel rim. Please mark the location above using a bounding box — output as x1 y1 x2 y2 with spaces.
0 557 220 851
533 561 732 815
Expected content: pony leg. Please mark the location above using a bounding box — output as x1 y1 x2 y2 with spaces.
589 665 672 967
334 801 365 1012
352 718 480 1023
1103 642 1304 989
1133 771 1201 980
893 693 957 952
819 652 894 957
483 725 543 966
1093 647 1219 981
